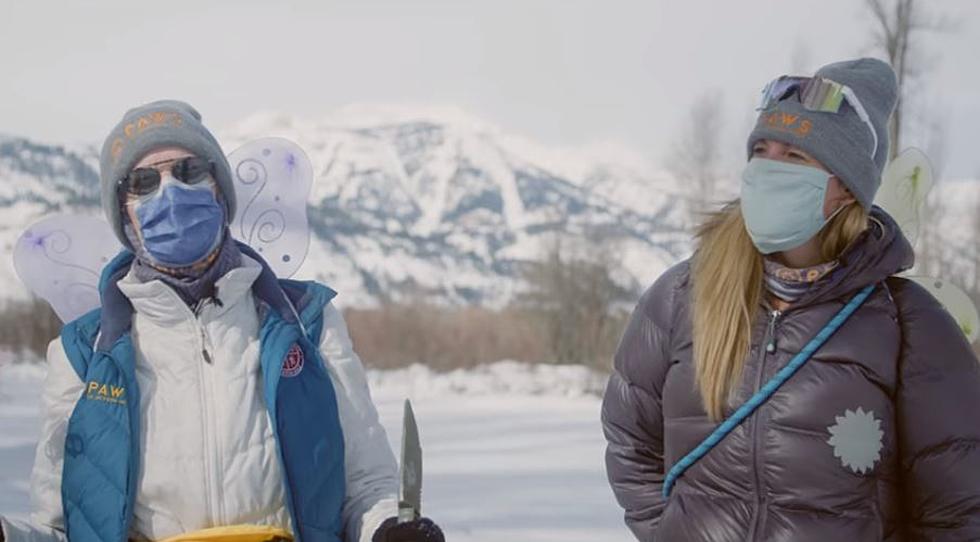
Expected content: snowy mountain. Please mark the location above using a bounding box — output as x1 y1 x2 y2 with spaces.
218 106 691 306
0 107 689 308
3 106 974 309
0 136 100 214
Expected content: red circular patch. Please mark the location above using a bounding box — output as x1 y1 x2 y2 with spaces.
281 344 305 378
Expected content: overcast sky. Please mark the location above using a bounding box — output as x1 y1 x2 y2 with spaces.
1 0 977 178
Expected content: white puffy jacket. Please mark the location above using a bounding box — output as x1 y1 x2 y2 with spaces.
1 255 398 542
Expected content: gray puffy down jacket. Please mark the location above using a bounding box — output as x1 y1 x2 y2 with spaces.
602 209 980 541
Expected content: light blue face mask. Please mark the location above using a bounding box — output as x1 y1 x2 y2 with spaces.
134 178 225 267
739 158 839 255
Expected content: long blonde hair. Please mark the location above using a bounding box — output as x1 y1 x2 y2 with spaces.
691 200 868 421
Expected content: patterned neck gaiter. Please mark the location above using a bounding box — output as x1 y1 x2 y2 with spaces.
129 230 243 308
763 257 839 304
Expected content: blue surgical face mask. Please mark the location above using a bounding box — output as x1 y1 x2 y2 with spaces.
739 158 839 255
134 177 225 267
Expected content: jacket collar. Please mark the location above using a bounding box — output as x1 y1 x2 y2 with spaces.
117 253 262 326
789 206 914 310
94 242 300 351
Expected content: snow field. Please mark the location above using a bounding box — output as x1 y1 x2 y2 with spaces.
0 361 633 541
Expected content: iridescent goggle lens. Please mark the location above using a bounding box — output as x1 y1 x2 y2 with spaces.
757 75 878 158
758 76 849 112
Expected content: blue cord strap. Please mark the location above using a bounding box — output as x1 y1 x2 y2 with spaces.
662 283 876 497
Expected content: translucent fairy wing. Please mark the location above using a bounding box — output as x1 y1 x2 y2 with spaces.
13 215 122 323
878 151 978 343
906 276 980 344
227 138 313 278
874 148 934 247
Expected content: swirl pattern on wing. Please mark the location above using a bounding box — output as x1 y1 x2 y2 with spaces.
14 216 122 323
33 230 99 279
252 208 286 245
235 158 269 243
227 138 314 278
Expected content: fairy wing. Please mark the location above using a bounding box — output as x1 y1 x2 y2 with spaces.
874 149 978 344
227 137 313 278
873 148 934 248
905 276 980 345
13 215 122 323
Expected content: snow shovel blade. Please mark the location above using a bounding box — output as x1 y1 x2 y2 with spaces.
398 399 422 523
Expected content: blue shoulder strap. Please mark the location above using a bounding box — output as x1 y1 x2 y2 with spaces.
662 283 877 497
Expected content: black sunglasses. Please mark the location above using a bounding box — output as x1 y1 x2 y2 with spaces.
118 156 215 197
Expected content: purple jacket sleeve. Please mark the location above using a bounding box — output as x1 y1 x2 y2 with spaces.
890 278 980 539
601 265 681 541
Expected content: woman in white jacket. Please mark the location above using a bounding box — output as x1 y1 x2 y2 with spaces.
0 100 443 542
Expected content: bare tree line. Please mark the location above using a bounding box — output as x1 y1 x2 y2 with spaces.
346 232 632 371
864 0 952 161
667 91 726 228
0 230 632 371
0 298 61 361
519 233 632 368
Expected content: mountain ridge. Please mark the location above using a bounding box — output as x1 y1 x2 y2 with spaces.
0 112 686 307
4 106 973 309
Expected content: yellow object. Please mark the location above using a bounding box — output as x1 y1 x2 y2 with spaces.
158 525 293 542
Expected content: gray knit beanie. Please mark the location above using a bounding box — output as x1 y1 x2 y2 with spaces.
99 100 236 250
747 58 898 209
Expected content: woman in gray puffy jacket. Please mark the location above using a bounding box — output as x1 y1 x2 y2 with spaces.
602 58 980 541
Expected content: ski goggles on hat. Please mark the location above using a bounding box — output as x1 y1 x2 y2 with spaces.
118 156 214 197
757 75 879 159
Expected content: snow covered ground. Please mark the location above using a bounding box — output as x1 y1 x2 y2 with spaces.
0 360 633 542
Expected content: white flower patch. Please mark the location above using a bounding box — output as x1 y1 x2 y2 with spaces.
827 407 884 474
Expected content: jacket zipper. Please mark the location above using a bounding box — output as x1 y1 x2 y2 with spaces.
199 327 213 364
192 300 224 526
195 299 215 364
747 309 780 541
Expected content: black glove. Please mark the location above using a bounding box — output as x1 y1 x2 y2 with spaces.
372 517 444 542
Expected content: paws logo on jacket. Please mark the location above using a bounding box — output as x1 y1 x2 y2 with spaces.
86 381 126 405
281 344 305 378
